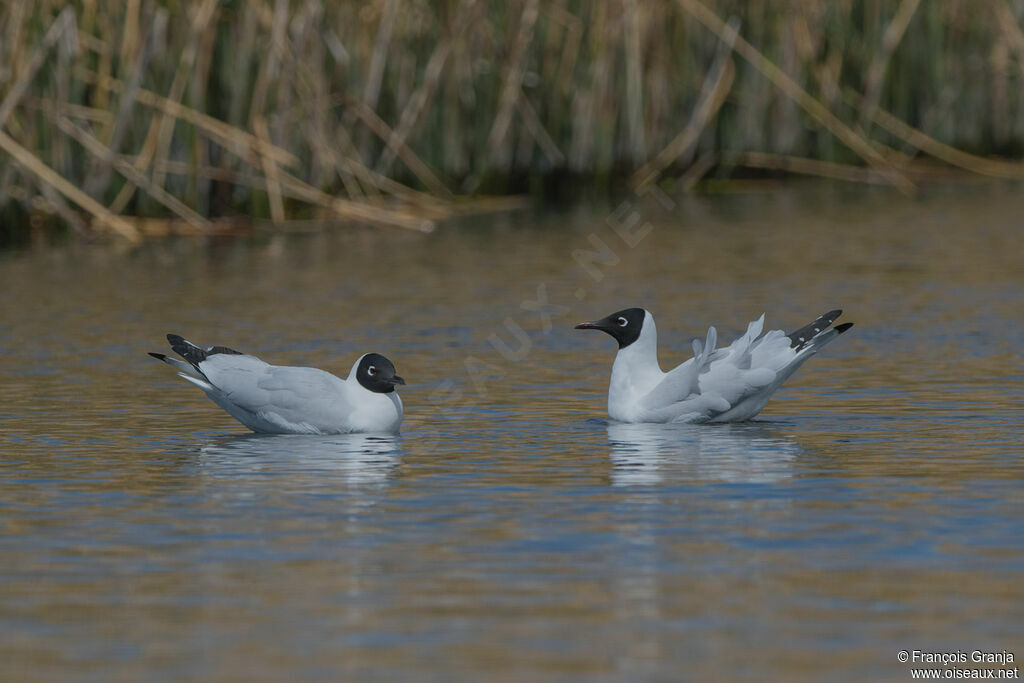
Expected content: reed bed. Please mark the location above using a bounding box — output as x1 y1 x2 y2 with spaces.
1 0 1023 242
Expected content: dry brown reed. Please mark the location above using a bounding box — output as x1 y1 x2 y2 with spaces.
1 0 1024 242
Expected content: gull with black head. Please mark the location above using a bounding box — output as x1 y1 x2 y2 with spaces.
149 334 405 434
575 308 853 423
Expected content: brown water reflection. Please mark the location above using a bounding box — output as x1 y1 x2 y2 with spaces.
1 182 1023 680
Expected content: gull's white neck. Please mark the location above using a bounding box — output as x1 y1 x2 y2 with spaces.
608 311 664 421
347 354 366 381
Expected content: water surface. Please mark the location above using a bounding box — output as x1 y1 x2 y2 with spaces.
2 183 1023 680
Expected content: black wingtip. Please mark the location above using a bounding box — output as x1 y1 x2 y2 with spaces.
834 322 854 334
787 309 844 349
148 352 166 361
166 333 203 366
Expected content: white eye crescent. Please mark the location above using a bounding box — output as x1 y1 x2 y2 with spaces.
617 317 628 327
368 366 377 376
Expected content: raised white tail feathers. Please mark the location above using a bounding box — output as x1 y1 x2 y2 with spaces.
729 314 765 370
693 326 723 377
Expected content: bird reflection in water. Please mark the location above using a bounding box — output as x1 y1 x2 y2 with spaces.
606 421 801 486
198 432 402 487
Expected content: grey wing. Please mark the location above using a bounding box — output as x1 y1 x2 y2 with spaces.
639 326 724 410
192 354 275 408
639 357 700 410
201 358 348 422
637 318 786 420
255 366 347 412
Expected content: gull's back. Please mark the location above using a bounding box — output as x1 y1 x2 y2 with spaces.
624 311 852 424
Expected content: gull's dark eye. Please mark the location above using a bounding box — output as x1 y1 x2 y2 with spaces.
368 366 377 376
617 317 628 327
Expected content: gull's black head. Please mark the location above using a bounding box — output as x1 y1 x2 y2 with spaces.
574 307 647 349
356 353 405 393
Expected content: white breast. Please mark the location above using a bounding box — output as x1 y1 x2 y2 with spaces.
607 314 665 421
343 386 403 433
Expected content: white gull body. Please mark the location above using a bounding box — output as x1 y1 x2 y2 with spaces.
580 309 852 424
150 335 404 435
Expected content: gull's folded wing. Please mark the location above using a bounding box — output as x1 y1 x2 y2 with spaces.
636 316 783 421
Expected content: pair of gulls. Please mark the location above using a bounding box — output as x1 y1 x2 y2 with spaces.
150 308 853 435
